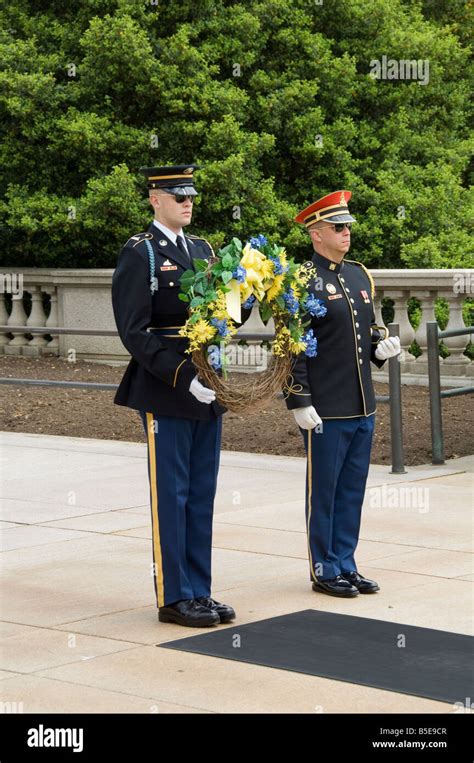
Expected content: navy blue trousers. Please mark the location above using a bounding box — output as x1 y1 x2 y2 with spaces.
139 411 222 607
300 415 375 581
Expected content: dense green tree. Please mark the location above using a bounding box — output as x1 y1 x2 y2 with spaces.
0 0 472 267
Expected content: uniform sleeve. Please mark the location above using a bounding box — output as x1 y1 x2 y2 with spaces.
370 315 386 368
111 245 196 391
367 286 386 368
359 262 387 369
283 301 313 410
284 350 313 410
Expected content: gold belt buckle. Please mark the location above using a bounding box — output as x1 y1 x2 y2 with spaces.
372 324 389 340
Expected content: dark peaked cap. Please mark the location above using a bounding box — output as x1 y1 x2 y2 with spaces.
140 164 200 195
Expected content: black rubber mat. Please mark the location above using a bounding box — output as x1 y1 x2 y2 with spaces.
160 609 473 704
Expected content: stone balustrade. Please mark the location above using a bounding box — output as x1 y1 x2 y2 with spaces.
0 268 472 382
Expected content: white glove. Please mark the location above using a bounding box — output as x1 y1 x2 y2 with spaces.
189 374 216 404
293 406 322 430
375 335 401 360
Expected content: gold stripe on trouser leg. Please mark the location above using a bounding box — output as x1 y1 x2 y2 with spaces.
145 412 165 607
307 429 317 582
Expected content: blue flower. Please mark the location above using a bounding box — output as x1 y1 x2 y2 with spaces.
207 344 222 370
242 295 256 309
303 329 318 358
232 264 247 283
249 234 268 249
283 287 299 316
268 254 288 275
210 318 229 337
304 295 327 318
269 255 284 275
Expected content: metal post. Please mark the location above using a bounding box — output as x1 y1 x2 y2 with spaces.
387 323 406 473
427 321 444 464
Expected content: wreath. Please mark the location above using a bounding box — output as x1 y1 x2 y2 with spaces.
178 235 327 413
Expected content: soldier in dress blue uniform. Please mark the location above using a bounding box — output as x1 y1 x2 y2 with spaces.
285 191 401 597
111 164 237 627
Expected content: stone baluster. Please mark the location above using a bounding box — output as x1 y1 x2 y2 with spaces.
4 292 28 354
0 292 10 350
412 290 438 374
373 292 385 332
232 303 273 372
235 303 274 340
43 286 59 355
24 286 48 356
389 290 416 370
442 294 470 375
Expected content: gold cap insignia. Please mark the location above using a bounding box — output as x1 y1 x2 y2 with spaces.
339 192 346 205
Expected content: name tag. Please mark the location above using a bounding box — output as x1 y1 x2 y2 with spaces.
328 294 342 300
160 265 178 271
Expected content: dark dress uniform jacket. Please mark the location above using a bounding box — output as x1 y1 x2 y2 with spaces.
285 250 386 419
111 222 225 420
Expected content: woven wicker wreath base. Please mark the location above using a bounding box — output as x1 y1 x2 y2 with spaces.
191 346 292 413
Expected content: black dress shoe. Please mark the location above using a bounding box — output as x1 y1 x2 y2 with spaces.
312 574 359 597
195 596 236 623
341 571 380 593
158 599 220 627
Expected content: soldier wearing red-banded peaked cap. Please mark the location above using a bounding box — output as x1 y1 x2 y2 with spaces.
285 189 401 598
294 190 356 227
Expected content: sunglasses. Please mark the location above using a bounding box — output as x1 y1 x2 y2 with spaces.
157 192 195 203
173 193 195 204
326 222 352 233
170 193 195 204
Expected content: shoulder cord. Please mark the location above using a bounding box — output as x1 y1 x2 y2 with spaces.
359 262 375 300
144 239 158 294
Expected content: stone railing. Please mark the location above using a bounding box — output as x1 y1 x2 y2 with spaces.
0 268 472 382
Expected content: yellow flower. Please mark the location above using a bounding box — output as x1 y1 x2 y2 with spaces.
208 292 228 320
179 319 216 351
273 325 292 357
266 273 285 301
260 258 274 280
291 278 306 300
289 339 306 354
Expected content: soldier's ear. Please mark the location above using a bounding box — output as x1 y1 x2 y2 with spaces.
149 192 159 210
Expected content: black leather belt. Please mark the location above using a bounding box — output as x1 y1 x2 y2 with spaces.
147 326 183 337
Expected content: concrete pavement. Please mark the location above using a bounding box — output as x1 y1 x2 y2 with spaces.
0 431 472 714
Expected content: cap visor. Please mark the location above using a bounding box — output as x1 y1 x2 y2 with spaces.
324 213 356 223
164 186 198 196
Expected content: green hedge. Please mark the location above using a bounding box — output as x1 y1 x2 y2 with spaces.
1 0 472 268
